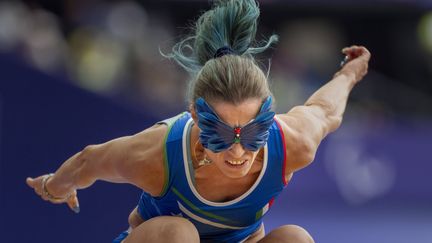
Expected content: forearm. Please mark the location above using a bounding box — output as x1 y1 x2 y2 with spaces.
304 73 357 132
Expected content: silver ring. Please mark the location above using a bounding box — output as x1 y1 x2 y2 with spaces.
340 55 349 67
41 173 71 201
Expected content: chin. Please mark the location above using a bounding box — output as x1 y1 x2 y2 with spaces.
222 171 249 179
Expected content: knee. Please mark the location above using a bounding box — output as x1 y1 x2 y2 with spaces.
267 225 314 243
159 217 199 242
123 216 199 243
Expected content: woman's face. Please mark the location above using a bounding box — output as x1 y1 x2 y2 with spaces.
198 98 263 179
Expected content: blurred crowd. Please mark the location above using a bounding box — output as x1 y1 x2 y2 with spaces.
0 0 431 118
0 1 188 115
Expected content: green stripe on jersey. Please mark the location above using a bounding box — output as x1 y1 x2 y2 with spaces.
172 187 230 222
158 112 185 197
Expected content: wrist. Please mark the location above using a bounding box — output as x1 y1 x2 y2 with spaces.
334 71 358 87
43 174 73 200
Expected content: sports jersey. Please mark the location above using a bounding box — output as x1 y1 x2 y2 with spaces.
114 112 288 242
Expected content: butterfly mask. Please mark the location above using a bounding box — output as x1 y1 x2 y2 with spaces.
195 97 275 153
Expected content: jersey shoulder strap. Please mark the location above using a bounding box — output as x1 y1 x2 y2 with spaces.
155 112 191 197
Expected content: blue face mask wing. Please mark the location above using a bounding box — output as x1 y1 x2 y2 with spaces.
195 96 275 153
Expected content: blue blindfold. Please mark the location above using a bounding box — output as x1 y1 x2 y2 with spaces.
195 97 275 153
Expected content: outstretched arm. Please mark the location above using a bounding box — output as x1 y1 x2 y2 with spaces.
276 46 371 175
26 123 167 212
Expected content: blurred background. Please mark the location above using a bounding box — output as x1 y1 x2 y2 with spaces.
1 0 431 242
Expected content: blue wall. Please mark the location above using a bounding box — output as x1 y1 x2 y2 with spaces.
0 54 160 242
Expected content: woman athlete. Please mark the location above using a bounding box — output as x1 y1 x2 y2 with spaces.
26 0 370 242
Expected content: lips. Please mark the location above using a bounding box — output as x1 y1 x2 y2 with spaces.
225 159 247 167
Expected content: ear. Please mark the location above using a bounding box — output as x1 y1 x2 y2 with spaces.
189 103 198 124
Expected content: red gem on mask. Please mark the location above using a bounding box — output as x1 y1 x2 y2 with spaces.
233 127 241 143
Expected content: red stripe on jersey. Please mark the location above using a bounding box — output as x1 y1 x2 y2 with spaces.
269 197 275 207
274 119 288 186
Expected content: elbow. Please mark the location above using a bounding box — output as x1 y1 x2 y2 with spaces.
306 101 343 133
327 115 343 133
305 148 316 165
294 138 317 170
81 144 95 154
74 145 98 186
77 145 94 167
317 102 344 133
302 141 317 166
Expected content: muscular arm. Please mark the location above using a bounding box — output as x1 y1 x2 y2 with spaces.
27 123 168 209
277 46 371 174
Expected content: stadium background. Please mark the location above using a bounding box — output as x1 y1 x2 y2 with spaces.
1 0 431 242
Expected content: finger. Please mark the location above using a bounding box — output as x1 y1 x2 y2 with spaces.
26 177 34 188
340 48 359 66
347 48 361 59
342 44 358 50
342 49 356 61
67 192 80 214
342 45 361 54
26 177 43 197
343 47 370 62
29 175 53 200
358 47 371 60
352 46 365 57
342 45 358 52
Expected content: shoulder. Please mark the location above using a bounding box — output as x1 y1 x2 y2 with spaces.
274 113 317 173
115 123 169 196
127 123 168 150
122 112 191 195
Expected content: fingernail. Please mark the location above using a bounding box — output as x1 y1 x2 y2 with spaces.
72 206 80 214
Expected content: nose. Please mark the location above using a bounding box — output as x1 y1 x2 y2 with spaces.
228 143 245 158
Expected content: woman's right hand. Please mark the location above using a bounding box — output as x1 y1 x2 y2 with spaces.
26 174 80 213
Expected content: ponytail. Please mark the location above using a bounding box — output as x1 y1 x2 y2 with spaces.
163 0 278 74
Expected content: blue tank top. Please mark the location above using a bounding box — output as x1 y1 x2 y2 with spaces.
137 112 288 242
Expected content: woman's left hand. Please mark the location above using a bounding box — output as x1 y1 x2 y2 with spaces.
336 45 371 83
